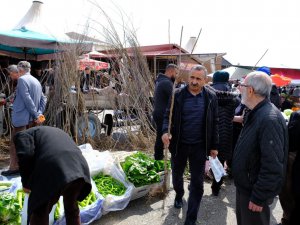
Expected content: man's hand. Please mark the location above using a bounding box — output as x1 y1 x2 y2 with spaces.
34 114 45 125
248 201 263 212
162 133 172 148
210 149 218 159
0 99 6 106
23 187 31 193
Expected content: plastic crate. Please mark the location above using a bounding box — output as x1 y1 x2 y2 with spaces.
150 170 171 192
130 184 153 201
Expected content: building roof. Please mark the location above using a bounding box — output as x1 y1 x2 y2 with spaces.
102 43 203 65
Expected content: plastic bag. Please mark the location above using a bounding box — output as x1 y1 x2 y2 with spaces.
98 159 134 214
53 181 104 225
209 156 227 182
79 144 115 176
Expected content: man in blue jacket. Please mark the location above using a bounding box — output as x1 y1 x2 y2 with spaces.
232 71 288 225
152 64 178 160
162 65 219 225
1 61 47 176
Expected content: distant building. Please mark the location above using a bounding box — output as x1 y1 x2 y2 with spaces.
195 53 231 74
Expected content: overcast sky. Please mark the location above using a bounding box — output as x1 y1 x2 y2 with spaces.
1 0 300 68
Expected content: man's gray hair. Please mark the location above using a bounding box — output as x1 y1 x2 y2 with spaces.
6 65 18 73
245 71 272 98
17 61 31 73
190 65 207 76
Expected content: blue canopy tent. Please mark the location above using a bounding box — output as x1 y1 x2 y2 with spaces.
0 27 65 60
0 1 92 61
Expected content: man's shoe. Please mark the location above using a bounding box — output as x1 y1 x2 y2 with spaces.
211 187 220 196
1 169 19 176
184 219 196 225
174 198 183 209
212 189 219 196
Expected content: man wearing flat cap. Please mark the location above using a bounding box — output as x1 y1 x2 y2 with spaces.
1 61 47 177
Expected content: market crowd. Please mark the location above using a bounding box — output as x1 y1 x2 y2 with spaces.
153 64 300 225
0 60 299 225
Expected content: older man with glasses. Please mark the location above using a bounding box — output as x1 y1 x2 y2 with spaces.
1 61 47 177
232 71 288 225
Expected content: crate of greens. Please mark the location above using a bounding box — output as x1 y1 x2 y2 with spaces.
120 152 170 200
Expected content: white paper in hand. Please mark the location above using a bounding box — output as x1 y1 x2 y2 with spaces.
209 156 227 182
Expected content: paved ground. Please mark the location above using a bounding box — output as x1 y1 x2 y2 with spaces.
93 177 283 225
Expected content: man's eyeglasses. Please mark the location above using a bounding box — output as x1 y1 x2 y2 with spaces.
238 83 251 88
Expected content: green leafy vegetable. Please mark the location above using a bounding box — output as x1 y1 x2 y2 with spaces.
121 152 169 187
0 192 22 224
154 160 171 172
54 200 60 221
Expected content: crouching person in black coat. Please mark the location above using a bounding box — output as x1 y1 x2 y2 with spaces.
14 126 92 225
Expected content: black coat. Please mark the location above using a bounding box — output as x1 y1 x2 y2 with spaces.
213 90 239 161
152 73 173 121
162 85 219 156
232 99 288 206
288 110 300 153
14 126 91 218
270 85 281 109
288 111 300 196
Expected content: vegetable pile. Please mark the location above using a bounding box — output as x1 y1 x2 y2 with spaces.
78 191 97 209
121 152 170 187
93 173 126 197
0 182 12 192
54 201 61 221
0 191 23 224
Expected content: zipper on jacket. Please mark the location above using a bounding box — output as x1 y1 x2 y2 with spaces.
206 98 212 157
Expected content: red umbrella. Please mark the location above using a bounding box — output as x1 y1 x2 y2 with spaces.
270 74 292 87
77 58 110 71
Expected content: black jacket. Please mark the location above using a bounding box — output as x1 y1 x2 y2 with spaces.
152 73 173 121
288 111 300 196
212 87 239 161
232 99 288 206
270 84 281 109
14 126 92 218
162 85 219 156
288 110 300 153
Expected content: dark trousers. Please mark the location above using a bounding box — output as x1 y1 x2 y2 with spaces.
236 188 270 225
279 152 296 225
9 122 35 170
30 178 85 225
171 142 206 222
290 195 300 225
154 117 164 160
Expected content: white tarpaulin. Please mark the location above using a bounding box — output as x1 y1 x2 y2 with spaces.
208 66 253 80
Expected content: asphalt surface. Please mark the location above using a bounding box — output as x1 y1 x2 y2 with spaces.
93 177 282 225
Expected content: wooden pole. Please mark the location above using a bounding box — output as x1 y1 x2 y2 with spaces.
252 49 269 70
191 28 202 54
162 26 184 199
168 19 171 44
